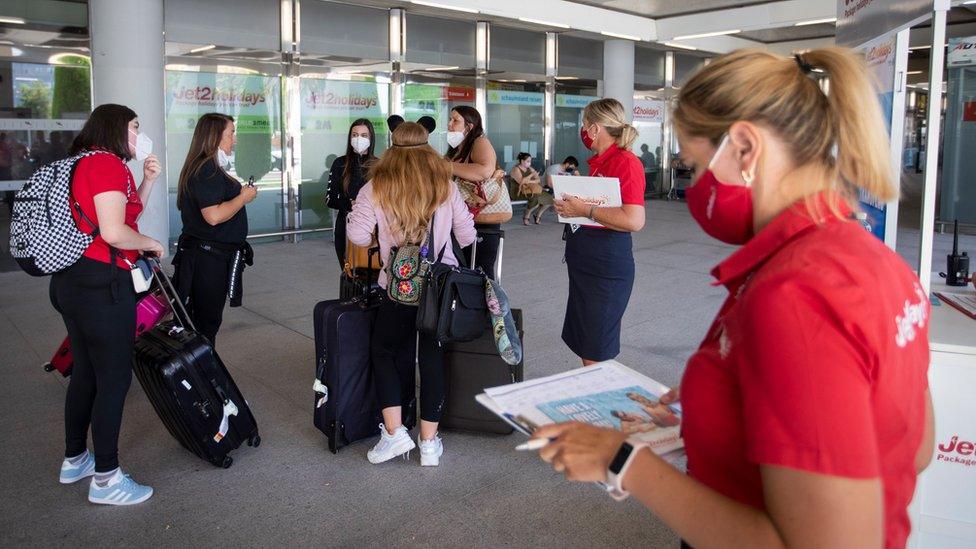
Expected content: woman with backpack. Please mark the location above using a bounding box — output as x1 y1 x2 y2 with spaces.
173 113 257 347
51 103 164 505
347 122 476 467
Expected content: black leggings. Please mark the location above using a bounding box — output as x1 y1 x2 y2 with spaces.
370 297 445 423
50 257 136 472
463 223 501 279
185 249 230 347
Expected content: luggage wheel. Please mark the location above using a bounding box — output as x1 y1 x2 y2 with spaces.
220 456 233 469
247 435 261 448
43 362 54 372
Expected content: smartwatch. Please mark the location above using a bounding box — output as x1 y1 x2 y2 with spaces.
606 439 649 501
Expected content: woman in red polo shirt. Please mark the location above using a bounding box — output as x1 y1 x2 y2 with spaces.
555 98 646 365
533 48 934 548
50 104 164 506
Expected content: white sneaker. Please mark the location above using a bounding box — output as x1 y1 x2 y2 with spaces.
418 434 443 467
367 424 416 464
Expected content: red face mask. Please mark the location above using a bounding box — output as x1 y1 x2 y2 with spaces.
685 136 755 245
580 125 594 150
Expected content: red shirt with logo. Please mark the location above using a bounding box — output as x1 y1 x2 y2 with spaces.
585 145 645 228
71 151 142 267
680 194 930 548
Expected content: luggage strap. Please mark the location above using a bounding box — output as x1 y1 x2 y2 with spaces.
214 399 239 443
313 379 329 408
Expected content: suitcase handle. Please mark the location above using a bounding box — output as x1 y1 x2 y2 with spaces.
148 257 197 333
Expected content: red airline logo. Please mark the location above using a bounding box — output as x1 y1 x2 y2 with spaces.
936 435 976 468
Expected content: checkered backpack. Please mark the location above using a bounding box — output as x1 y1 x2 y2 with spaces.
8 150 111 276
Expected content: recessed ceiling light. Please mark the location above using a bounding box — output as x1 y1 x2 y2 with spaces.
663 42 698 51
518 17 570 29
601 31 642 41
907 70 924 75
672 29 740 41
189 44 217 54
0 16 26 25
410 0 478 14
794 17 837 27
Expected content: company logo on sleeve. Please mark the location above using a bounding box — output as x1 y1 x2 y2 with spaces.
936 435 976 468
894 284 928 348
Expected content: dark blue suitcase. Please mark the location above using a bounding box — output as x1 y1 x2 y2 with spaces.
313 289 415 453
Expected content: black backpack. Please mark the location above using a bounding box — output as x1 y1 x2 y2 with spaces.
8 151 115 276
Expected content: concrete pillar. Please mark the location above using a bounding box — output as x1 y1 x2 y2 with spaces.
89 0 167 246
602 40 635 123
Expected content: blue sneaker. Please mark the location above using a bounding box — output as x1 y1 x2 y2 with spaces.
59 452 95 484
88 469 153 506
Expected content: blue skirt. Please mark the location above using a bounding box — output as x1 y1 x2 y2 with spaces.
561 227 635 361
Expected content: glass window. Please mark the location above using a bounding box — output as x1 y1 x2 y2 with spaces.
490 26 546 76
486 82 545 173
164 0 280 51
299 77 390 231
406 15 476 69
164 68 282 243
0 3 91 270
301 1 388 63
635 46 665 91
553 83 599 175
558 36 604 81
632 98 666 196
675 53 707 87
404 76 476 154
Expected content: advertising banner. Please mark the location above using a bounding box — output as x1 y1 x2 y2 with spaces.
165 71 278 135
948 36 976 68
856 32 898 240
487 90 544 107
556 94 597 109
300 79 388 135
836 0 939 48
633 99 665 124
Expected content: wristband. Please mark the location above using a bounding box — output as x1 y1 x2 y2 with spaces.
606 439 649 501
588 205 597 220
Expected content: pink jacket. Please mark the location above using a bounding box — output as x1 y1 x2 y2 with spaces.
347 182 477 289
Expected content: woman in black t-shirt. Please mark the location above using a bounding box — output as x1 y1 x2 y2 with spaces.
174 113 256 346
326 118 377 269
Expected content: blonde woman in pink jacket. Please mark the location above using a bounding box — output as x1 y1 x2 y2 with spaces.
347 122 476 467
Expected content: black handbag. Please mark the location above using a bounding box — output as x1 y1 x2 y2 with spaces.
416 222 489 344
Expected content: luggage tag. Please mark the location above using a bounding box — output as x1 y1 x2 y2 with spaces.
123 257 154 293
312 379 329 408
213 399 239 443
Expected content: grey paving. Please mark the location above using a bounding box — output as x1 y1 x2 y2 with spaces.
0 199 971 548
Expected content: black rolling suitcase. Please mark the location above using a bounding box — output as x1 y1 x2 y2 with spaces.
441 309 524 434
132 260 260 468
441 230 524 434
313 285 415 453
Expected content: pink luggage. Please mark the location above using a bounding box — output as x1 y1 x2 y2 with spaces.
44 290 170 377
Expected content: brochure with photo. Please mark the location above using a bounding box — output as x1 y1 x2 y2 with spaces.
478 360 684 457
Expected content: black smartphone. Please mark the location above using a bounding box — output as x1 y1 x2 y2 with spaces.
247 176 255 187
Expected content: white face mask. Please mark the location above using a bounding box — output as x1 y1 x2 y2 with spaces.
129 130 153 161
217 148 234 168
446 131 465 149
350 136 370 155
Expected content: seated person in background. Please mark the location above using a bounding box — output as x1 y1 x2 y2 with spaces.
510 153 551 226
545 156 579 184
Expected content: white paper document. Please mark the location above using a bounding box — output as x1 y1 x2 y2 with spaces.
478 360 684 457
550 175 622 227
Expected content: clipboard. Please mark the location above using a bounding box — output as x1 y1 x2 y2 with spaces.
550 175 622 227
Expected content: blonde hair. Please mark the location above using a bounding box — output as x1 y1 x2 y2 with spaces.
673 47 896 206
583 98 639 150
369 122 452 244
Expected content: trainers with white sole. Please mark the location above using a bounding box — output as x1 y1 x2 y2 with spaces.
88 469 153 506
59 451 95 484
418 434 443 467
367 424 416 464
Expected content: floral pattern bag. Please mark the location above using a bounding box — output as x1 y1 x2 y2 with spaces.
386 220 434 306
